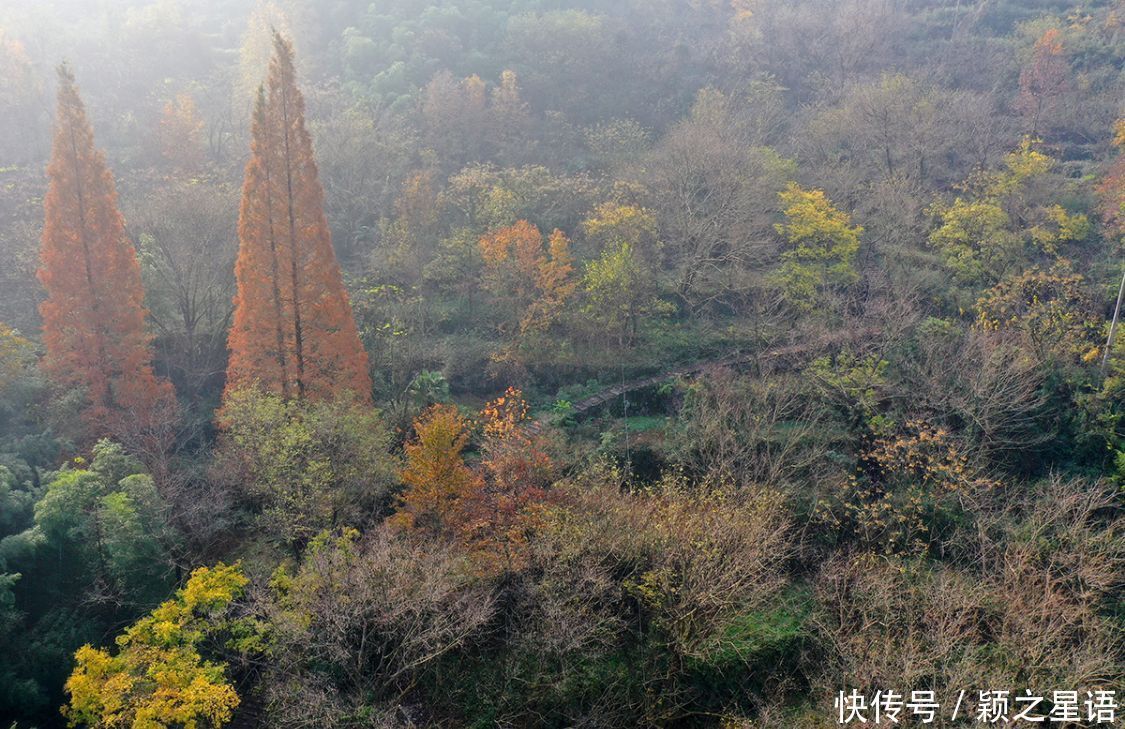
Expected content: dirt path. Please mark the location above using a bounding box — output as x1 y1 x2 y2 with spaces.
524 327 877 435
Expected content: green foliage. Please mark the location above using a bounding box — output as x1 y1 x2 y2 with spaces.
2 1 1125 726
0 322 57 499
0 464 38 539
582 242 668 347
216 389 398 548
809 350 895 439
0 571 44 716
701 599 808 670
928 197 1019 283
406 369 452 408
683 589 811 711
550 398 576 427
31 440 173 605
0 441 176 724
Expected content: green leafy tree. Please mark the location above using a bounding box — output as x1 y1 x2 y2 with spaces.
0 322 55 482
582 242 664 347
0 571 41 716
215 389 397 549
0 464 39 539
809 350 893 435
31 440 174 606
405 370 451 409
0 441 176 724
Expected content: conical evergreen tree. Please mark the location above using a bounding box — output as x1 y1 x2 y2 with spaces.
38 64 176 440
225 33 371 404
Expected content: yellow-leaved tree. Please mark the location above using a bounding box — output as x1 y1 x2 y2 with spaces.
928 139 1090 284
774 183 862 309
64 563 250 729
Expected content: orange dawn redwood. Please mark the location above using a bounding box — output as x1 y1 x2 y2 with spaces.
38 64 176 439
225 33 371 405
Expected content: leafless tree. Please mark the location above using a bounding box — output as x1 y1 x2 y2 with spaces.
126 182 237 411
252 528 496 727
669 367 831 487
898 328 1053 468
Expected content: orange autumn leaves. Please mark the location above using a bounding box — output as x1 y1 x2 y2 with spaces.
1017 28 1069 135
392 388 552 575
479 220 576 336
39 34 372 449
392 404 476 538
225 33 371 405
158 93 204 171
38 65 176 442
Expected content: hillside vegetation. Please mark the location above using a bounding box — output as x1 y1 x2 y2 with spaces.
0 1 1122 727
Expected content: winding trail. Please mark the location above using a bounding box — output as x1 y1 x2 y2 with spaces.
226 327 877 729
523 326 879 435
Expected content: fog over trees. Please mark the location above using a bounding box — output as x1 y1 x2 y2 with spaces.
0 1 1122 727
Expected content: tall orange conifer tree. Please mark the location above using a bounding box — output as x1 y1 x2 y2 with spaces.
38 65 176 441
225 33 371 404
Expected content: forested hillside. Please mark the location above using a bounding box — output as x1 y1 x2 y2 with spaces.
0 1 1122 727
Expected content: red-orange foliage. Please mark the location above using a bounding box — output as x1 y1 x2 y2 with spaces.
38 65 176 441
225 33 371 405
526 229 576 333
158 92 204 171
479 220 546 301
390 388 552 575
461 387 552 574
479 220 575 334
390 404 481 538
1017 28 1069 135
